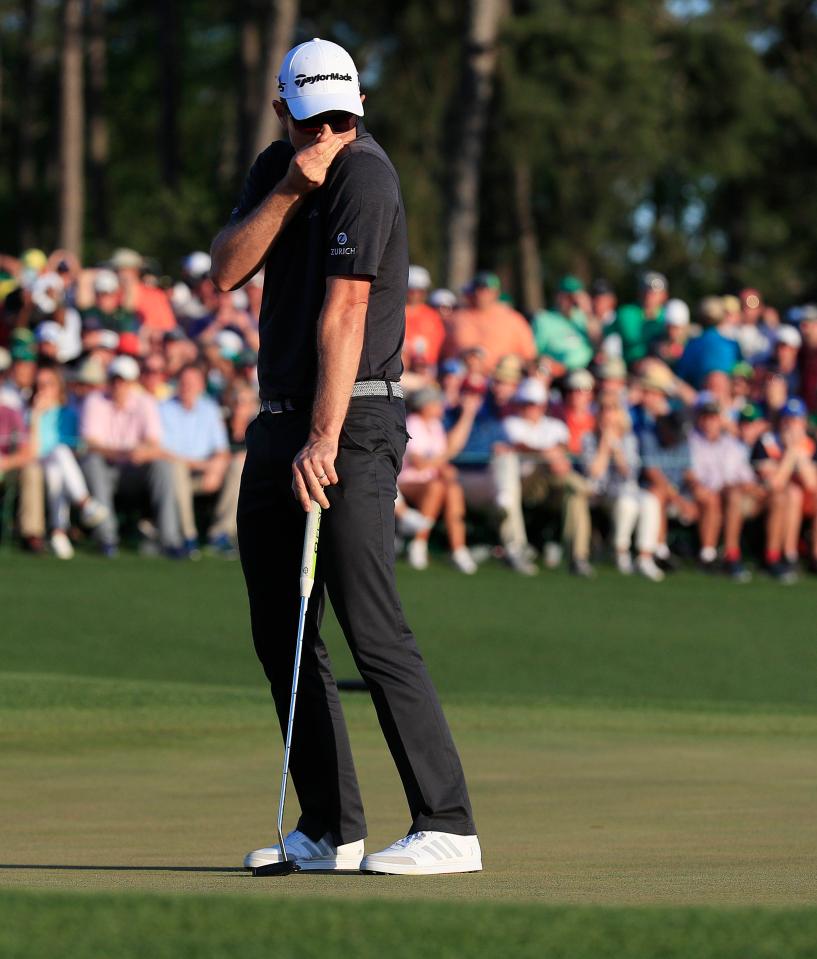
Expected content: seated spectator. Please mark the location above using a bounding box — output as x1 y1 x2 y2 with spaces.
798 304 817 413
30 272 82 363
441 271 536 373
761 369 789 429
629 367 673 443
30 365 108 559
444 367 535 575
768 325 802 396
562 368 596 457
750 398 817 582
110 248 176 332
581 397 663 581
404 266 446 370
689 398 760 581
675 296 741 389
736 288 773 364
530 276 595 371
590 277 617 331
439 358 465 408
428 288 458 327
640 410 715 570
503 377 594 577
0 341 45 550
160 364 231 555
193 290 260 352
80 355 181 556
140 352 173 401
398 387 477 574
163 328 198 381
0 397 35 547
607 270 668 365
647 298 690 370
78 269 139 333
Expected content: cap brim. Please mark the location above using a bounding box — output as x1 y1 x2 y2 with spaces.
285 92 364 120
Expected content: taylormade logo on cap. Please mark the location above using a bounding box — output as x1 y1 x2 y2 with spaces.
278 38 364 121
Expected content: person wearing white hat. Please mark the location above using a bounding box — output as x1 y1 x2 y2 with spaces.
212 38 479 877
646 298 691 371
79 354 181 556
772 324 803 396
404 264 446 374
504 378 595 576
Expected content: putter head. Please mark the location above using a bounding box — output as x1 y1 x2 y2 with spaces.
252 859 301 877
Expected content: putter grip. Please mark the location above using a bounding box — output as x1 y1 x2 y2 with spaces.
299 501 322 599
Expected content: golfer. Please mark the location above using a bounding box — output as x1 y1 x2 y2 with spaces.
210 38 481 875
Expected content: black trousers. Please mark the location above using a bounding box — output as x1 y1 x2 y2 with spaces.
236 395 476 844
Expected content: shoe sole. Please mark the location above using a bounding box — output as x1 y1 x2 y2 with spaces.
244 856 363 872
360 858 483 876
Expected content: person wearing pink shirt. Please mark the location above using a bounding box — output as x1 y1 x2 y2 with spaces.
80 355 181 556
398 387 478 574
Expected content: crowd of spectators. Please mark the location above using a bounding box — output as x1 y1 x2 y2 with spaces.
398 265 817 583
2 246 817 584
0 247 257 560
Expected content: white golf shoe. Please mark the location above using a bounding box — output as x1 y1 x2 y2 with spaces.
360 831 482 875
243 829 364 872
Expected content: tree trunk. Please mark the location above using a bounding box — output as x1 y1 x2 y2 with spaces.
87 0 110 241
238 9 263 173
513 159 544 313
17 0 38 249
59 0 84 255
444 0 503 292
253 0 299 158
157 0 180 189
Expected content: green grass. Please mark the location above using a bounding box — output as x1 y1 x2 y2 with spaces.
3 891 817 959
2 553 817 956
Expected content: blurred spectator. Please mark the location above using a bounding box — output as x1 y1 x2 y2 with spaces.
78 269 139 333
80 355 181 556
750 399 817 581
675 296 741 389
798 305 817 413
608 270 668 365
689 398 758 581
444 365 534 574
398 387 477 574
761 370 789 428
504 377 594 577
581 396 663 581
404 266 446 370
140 352 173 401
640 411 704 569
562 368 596 456
428 288 458 326
769 325 801 396
159 364 231 555
30 365 108 559
30 272 82 363
590 277 617 330
110 248 175 332
0 394 37 548
531 276 595 372
737 288 773 363
441 271 536 373
163 328 198 380
647 298 690 370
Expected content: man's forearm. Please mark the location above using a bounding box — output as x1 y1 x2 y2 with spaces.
311 298 368 442
210 182 305 292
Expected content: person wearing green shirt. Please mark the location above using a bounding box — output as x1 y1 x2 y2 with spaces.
531 275 595 371
79 269 140 333
611 271 668 365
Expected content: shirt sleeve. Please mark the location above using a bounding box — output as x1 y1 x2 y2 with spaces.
324 152 398 278
80 393 104 445
229 143 293 223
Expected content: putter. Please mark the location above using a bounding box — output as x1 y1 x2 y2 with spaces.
253 500 322 877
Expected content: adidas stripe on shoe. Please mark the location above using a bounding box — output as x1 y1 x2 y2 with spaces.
360 831 482 875
244 829 364 872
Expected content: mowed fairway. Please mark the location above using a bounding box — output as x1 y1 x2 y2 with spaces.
2 552 817 956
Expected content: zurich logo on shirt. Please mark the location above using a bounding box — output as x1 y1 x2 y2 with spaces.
337 232 348 246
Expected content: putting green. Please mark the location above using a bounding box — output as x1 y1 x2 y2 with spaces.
2 553 816 956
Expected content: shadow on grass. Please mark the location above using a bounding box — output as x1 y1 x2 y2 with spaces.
0 864 244 874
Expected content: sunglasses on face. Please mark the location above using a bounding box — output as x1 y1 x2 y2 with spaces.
283 105 356 135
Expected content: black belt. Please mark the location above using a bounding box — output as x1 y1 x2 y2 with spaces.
260 380 403 414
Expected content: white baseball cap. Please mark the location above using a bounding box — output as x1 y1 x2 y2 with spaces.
664 298 690 327
108 355 140 381
776 324 802 349
94 269 120 294
514 377 548 406
35 321 63 345
407 265 431 290
182 251 211 279
278 39 364 120
429 288 458 309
